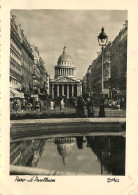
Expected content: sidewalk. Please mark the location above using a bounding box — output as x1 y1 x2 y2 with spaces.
10 106 126 119
11 117 126 141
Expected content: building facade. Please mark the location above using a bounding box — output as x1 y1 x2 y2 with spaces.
10 15 22 90
20 30 34 91
31 46 50 96
85 21 127 98
110 21 127 97
10 13 50 99
50 45 82 99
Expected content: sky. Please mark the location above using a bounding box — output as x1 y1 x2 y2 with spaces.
12 10 127 79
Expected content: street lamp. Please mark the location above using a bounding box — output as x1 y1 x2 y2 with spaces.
98 27 108 94
32 74 36 110
98 27 108 117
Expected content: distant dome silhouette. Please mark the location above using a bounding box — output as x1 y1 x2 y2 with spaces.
57 44 73 65
58 53 72 63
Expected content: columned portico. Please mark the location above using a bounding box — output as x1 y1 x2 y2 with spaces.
50 45 82 99
72 84 74 97
67 84 69 98
52 84 54 98
57 84 59 97
77 85 79 97
62 84 64 96
51 82 81 98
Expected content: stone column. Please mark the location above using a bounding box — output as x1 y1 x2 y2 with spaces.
77 85 79 97
52 84 54 98
80 84 82 96
72 84 74 97
62 84 64 96
57 84 59 97
67 84 69 98
65 68 66 76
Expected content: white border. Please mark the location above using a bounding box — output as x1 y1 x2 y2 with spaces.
1 0 138 194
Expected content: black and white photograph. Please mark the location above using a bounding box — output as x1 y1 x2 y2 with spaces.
9 9 127 176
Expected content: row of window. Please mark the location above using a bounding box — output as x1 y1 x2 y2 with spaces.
22 60 33 72
10 56 21 69
10 36 21 51
10 77 21 89
10 63 22 75
10 50 21 65
11 37 21 51
11 43 21 58
59 62 72 66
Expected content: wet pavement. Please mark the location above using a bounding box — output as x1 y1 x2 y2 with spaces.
10 135 125 175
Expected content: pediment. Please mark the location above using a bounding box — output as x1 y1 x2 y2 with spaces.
52 76 79 83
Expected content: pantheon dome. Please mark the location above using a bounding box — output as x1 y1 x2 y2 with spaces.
55 45 76 79
50 45 82 99
58 52 72 64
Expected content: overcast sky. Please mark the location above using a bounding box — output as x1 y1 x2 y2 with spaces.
12 10 127 79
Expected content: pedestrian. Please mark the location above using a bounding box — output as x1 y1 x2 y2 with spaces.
60 98 65 110
87 98 94 117
10 99 14 112
13 99 18 112
40 100 43 112
17 99 21 112
50 100 54 110
117 99 121 110
35 101 40 111
29 102 32 111
53 100 56 111
98 99 105 117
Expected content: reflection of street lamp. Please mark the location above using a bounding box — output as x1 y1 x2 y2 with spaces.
101 151 104 175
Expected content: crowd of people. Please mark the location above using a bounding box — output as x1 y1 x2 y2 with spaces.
49 98 66 111
10 95 126 116
10 98 45 113
104 98 126 110
10 97 67 113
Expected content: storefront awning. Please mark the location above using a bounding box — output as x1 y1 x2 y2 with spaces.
10 88 24 98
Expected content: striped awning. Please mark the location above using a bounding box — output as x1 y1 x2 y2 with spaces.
10 88 24 98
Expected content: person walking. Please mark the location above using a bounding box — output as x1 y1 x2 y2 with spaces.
50 100 54 110
87 98 94 117
98 99 105 117
60 98 65 110
40 100 43 112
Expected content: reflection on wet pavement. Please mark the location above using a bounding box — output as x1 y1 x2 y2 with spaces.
10 135 125 175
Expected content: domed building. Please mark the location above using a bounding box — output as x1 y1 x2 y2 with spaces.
50 45 82 98
55 137 76 166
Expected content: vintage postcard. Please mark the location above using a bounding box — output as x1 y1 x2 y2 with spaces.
0 0 138 194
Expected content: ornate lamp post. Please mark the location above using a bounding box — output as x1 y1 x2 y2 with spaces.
98 27 108 94
98 27 108 117
32 74 36 110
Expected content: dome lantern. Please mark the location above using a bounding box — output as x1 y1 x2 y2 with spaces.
55 45 76 79
63 43 67 53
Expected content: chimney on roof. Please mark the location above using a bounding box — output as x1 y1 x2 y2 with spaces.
12 15 16 20
125 20 128 28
